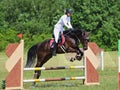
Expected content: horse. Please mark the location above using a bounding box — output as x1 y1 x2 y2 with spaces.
25 28 90 86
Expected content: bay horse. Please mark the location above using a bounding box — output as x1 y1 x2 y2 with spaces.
25 28 90 86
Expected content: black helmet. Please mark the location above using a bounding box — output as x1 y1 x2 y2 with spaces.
65 9 72 14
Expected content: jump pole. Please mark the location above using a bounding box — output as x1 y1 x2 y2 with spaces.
118 40 120 90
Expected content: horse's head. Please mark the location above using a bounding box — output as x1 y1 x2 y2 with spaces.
81 31 90 50
63 29 90 50
73 29 90 50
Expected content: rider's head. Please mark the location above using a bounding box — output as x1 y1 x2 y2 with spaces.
65 9 72 16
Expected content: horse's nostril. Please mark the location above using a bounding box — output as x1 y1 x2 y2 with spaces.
84 47 88 50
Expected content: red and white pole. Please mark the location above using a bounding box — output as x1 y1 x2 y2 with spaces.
118 40 120 90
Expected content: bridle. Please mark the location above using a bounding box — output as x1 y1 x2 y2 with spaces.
64 30 82 45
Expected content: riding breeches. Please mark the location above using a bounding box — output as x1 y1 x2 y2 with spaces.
53 27 63 43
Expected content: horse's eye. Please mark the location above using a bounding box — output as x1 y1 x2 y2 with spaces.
85 39 89 42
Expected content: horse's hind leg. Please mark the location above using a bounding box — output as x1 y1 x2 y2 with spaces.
32 60 42 86
32 70 41 86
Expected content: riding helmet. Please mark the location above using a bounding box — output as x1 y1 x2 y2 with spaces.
65 9 72 14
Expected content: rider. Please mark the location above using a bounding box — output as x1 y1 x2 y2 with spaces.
52 8 73 56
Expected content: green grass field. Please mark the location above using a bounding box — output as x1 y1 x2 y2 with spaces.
0 51 118 90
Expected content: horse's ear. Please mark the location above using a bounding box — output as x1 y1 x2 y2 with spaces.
82 31 90 36
87 32 90 35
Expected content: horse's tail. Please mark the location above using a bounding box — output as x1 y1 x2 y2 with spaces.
25 44 37 68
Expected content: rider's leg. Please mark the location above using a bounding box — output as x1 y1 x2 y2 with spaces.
54 28 59 44
53 28 59 56
52 42 58 56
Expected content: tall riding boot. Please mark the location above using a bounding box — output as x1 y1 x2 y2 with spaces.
52 42 57 56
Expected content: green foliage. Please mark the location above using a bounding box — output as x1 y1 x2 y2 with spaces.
24 33 52 50
0 0 120 51
71 0 120 51
0 29 19 51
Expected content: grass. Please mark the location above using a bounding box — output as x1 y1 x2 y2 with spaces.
0 51 118 90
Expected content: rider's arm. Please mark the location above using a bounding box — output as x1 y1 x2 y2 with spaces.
62 15 73 29
67 21 73 29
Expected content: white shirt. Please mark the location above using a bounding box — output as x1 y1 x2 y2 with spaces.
55 14 72 31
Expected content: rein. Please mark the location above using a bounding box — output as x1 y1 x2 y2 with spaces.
60 30 82 53
64 30 81 44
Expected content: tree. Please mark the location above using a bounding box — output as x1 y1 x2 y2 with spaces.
0 0 120 51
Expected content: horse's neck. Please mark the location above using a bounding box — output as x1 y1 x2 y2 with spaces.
71 32 81 43
65 35 78 45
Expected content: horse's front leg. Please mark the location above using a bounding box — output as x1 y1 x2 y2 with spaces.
67 47 82 62
75 48 84 61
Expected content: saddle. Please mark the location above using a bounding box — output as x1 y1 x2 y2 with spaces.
50 34 65 49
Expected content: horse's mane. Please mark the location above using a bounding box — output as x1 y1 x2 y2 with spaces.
63 28 83 36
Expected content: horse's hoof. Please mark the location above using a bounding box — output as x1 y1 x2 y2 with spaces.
70 60 74 62
70 57 75 62
31 82 37 88
30 85 36 88
77 58 82 61
75 55 83 61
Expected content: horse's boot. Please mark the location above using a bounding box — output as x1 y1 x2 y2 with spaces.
52 42 57 56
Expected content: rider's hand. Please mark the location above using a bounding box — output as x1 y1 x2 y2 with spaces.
69 28 74 30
